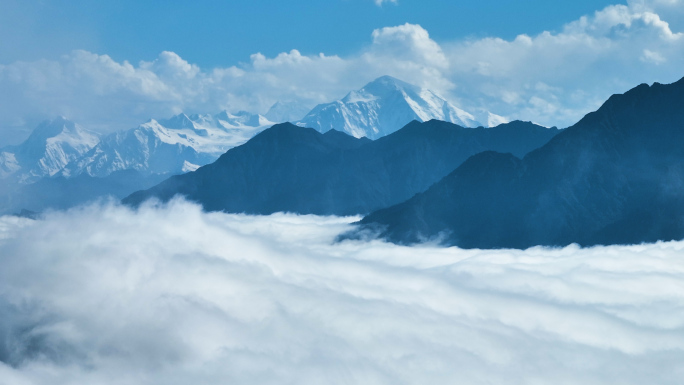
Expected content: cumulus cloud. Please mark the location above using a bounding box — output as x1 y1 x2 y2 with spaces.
444 2 684 126
364 24 453 91
1 1 684 145
0 199 683 384
0 22 454 144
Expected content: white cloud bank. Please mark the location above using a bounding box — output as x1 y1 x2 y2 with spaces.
1 0 683 144
0 199 684 384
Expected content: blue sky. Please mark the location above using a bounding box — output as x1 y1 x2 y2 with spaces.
1 0 684 145
2 0 624 67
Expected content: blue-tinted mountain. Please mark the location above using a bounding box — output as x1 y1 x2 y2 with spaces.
357 77 684 248
265 101 311 123
123 120 558 215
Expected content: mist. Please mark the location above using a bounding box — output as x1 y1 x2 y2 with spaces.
0 199 683 384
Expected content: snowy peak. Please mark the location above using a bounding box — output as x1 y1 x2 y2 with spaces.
350 75 420 100
160 111 274 132
0 117 100 181
158 113 196 130
157 114 210 137
22 117 98 149
0 152 20 179
29 116 76 140
216 110 271 128
61 111 275 178
235 111 271 127
265 101 311 123
297 75 484 140
60 120 213 178
484 112 510 128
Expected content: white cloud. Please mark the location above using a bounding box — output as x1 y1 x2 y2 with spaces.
1 1 684 145
443 2 684 126
629 0 684 12
0 23 455 144
374 0 398 6
0 200 684 384
363 23 453 92
642 48 667 63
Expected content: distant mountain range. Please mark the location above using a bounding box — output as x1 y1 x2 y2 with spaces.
0 75 504 215
1 75 493 184
0 111 274 214
0 117 100 183
296 75 504 139
59 111 272 178
357 77 684 248
0 111 275 183
6 74 682 249
123 120 558 215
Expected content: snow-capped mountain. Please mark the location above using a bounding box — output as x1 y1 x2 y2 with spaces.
265 101 311 123
2 78 508 183
0 117 100 182
214 110 272 128
61 112 273 178
482 112 509 128
296 75 486 139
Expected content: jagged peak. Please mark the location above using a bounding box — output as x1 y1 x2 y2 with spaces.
365 75 418 91
29 117 79 140
141 118 161 127
572 76 684 130
233 110 254 117
268 100 307 110
265 100 312 123
158 113 196 130
344 75 421 102
215 110 232 121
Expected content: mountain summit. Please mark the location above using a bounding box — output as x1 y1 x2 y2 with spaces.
265 101 311 123
0 117 99 182
296 76 489 139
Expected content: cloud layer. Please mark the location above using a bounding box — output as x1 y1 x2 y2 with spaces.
0 199 683 384
1 1 684 145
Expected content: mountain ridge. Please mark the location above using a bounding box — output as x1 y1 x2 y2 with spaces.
2 75 503 182
123 119 558 215
357 77 684 248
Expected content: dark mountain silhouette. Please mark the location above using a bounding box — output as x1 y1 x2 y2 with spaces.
357 77 684 248
123 120 558 215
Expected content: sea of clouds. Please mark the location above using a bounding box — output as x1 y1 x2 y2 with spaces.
0 198 683 384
